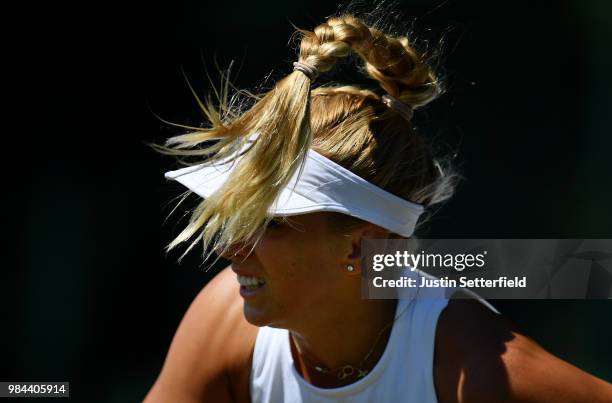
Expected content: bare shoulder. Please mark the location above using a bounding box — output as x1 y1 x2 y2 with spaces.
144 265 258 403
434 298 612 403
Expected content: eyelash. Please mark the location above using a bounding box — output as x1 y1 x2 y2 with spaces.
267 218 283 229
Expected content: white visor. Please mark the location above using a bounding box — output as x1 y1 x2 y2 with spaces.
164 137 425 237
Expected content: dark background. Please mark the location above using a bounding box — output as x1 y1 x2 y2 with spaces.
5 0 612 401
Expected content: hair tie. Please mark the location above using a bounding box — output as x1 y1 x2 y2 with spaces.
293 61 319 81
381 94 414 121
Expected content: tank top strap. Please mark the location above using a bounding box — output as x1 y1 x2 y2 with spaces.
249 279 498 402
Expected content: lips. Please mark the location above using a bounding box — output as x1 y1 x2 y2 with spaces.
236 274 266 298
230 264 266 297
230 264 263 279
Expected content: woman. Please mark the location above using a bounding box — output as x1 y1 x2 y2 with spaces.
144 13 612 403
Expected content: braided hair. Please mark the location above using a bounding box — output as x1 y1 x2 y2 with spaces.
151 14 457 265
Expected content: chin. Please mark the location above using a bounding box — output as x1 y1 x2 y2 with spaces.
242 303 273 327
242 303 291 329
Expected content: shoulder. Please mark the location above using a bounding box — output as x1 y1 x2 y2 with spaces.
144 265 258 403
433 298 612 403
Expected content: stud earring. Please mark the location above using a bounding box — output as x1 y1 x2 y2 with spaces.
347 264 354 272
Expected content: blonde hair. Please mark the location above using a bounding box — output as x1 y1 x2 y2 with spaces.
150 14 458 264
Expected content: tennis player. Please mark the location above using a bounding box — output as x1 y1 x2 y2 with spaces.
144 13 612 403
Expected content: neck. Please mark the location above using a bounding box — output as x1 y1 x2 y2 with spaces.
289 298 398 387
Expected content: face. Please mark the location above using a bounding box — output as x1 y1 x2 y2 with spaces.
219 212 362 329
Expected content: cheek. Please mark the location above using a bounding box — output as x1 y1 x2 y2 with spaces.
257 236 331 285
255 225 346 291
286 249 340 292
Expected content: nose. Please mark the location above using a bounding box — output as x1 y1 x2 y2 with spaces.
216 241 252 261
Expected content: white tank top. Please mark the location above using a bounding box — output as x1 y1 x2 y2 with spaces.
250 272 498 403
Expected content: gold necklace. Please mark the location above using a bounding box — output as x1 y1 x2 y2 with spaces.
290 299 412 381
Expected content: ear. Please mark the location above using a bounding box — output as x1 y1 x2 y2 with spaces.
344 224 390 274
